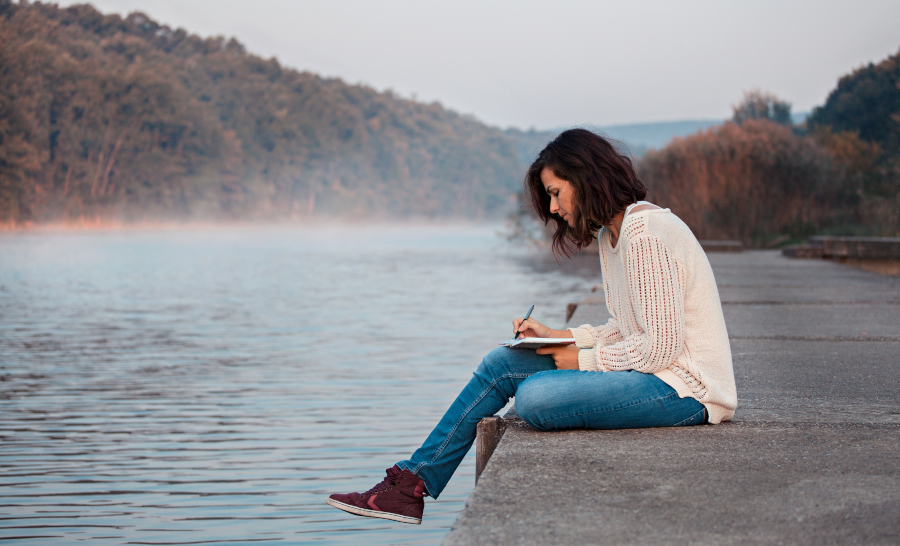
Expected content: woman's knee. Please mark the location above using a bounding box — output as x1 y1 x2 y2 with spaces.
474 347 516 379
513 373 556 431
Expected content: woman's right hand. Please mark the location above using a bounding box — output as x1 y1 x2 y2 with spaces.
512 317 554 339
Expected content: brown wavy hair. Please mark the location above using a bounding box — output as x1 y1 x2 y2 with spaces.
525 128 647 258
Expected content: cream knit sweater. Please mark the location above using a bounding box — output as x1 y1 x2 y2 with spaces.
568 203 737 424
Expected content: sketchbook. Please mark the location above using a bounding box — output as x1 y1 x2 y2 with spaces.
498 337 577 349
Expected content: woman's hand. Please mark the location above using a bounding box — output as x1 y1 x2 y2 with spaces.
512 316 551 339
536 344 581 370
512 317 575 340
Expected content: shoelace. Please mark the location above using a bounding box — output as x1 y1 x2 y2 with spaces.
361 467 402 496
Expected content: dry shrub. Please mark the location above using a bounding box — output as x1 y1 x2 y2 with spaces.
639 119 842 245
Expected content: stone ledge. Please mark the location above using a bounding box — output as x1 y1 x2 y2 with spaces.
783 236 900 275
810 235 900 260
446 425 900 546
699 240 744 252
781 244 823 258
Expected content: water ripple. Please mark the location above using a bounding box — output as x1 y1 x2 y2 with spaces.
0 224 599 545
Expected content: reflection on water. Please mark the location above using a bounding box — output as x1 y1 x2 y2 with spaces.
0 224 599 545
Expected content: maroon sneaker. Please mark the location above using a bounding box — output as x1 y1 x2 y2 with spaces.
326 465 426 524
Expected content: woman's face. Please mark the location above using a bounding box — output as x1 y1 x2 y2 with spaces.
540 167 577 228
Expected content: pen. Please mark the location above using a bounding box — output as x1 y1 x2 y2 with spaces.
514 304 535 339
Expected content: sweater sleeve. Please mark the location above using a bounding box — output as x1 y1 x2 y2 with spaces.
580 319 624 347
567 317 625 372
592 235 685 374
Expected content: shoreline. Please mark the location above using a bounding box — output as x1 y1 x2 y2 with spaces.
0 216 513 234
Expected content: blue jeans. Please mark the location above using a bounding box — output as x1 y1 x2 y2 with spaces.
396 347 707 498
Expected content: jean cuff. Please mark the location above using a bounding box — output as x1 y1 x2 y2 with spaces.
395 461 437 498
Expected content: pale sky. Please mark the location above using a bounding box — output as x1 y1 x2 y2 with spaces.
56 0 900 130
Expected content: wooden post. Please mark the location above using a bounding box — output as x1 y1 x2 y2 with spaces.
475 416 504 483
566 303 579 323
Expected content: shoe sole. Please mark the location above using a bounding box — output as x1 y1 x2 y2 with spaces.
326 498 422 525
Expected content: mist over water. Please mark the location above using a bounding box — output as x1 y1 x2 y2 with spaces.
0 224 599 545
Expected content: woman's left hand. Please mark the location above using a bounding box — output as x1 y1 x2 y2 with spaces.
535 344 581 370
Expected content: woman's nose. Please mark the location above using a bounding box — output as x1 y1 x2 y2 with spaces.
549 197 558 213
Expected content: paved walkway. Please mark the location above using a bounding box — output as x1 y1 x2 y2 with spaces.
444 251 900 545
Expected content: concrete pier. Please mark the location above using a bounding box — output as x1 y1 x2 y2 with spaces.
447 250 900 545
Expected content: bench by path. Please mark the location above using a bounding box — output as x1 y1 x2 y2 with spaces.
445 250 900 545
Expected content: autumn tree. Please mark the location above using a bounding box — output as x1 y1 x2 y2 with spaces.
732 90 792 126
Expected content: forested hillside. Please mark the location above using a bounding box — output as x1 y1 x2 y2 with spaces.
0 1 521 223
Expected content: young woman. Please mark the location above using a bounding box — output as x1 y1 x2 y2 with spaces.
326 128 737 525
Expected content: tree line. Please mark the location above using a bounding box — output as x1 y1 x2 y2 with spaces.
0 1 521 224
506 50 900 246
511 73 899 247
2 2 897 242
639 51 900 244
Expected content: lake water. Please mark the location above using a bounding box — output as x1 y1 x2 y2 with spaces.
0 223 600 545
